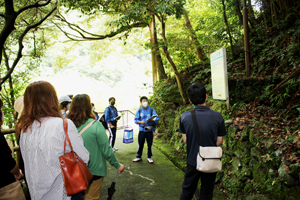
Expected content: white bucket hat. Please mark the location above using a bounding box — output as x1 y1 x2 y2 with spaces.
59 95 72 104
14 96 24 119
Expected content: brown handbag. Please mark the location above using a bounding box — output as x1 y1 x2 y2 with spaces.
59 119 93 196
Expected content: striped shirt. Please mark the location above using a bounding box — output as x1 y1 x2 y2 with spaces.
20 117 89 200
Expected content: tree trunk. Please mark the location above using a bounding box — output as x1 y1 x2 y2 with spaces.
221 0 234 55
234 0 244 26
149 15 167 81
0 0 17 67
156 52 167 80
160 18 188 104
3 48 15 128
149 15 158 83
247 0 256 30
183 11 207 62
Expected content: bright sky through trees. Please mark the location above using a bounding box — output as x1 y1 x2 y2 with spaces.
32 10 153 112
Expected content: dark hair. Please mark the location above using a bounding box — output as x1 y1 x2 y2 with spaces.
140 96 148 102
16 81 62 135
188 82 206 105
91 103 94 106
60 101 69 109
109 97 115 102
68 94 95 127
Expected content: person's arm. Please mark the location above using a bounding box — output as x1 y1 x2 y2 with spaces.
217 137 223 146
95 123 124 172
179 115 186 143
104 107 110 123
0 134 22 179
182 134 187 144
108 122 115 128
67 119 90 164
217 114 227 146
115 108 119 117
105 108 115 128
134 109 145 125
10 164 22 180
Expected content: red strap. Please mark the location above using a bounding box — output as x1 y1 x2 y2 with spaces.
63 119 73 153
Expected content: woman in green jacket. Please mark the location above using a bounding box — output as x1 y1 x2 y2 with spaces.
68 94 125 200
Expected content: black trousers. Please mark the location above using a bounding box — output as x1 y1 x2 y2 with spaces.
108 121 117 148
180 164 217 200
137 131 153 158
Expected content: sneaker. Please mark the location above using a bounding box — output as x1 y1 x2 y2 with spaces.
147 158 154 164
113 147 118 151
133 157 142 162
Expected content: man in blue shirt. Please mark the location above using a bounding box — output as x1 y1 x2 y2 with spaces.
179 83 227 200
133 96 159 164
104 97 119 151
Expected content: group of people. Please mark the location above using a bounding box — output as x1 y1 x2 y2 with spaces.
0 80 226 200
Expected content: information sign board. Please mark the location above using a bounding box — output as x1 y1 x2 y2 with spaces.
210 48 229 100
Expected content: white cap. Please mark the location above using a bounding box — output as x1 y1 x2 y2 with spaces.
14 96 24 119
59 95 72 104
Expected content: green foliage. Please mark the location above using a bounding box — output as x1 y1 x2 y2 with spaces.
207 98 231 120
269 77 300 108
0 63 38 128
153 79 184 105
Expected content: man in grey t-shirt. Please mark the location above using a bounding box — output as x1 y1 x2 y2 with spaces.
179 82 227 200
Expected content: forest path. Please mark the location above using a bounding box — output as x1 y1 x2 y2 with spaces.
100 128 227 200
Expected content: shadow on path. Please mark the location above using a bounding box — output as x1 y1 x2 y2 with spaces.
100 128 183 200
100 128 227 200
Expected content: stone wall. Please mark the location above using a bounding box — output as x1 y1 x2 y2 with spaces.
217 122 300 199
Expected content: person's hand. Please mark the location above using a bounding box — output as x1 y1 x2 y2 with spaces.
110 125 115 128
139 121 146 125
146 119 154 122
14 169 22 180
118 164 125 173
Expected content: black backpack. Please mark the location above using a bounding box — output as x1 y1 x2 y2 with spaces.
99 107 117 129
99 114 108 129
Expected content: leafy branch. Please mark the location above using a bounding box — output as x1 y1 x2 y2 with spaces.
0 0 58 87
51 12 147 41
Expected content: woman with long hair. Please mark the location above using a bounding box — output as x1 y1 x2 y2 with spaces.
68 94 124 200
16 81 89 200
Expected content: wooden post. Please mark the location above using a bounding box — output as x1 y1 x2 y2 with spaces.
243 0 251 77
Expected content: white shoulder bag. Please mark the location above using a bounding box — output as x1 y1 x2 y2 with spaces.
191 109 223 173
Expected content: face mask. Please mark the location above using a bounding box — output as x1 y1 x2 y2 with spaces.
142 102 148 108
67 103 70 110
92 107 95 111
111 101 115 106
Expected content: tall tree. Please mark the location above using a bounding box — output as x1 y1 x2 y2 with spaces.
149 15 167 81
149 15 158 83
183 10 207 62
156 13 188 104
0 0 57 87
221 0 234 54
